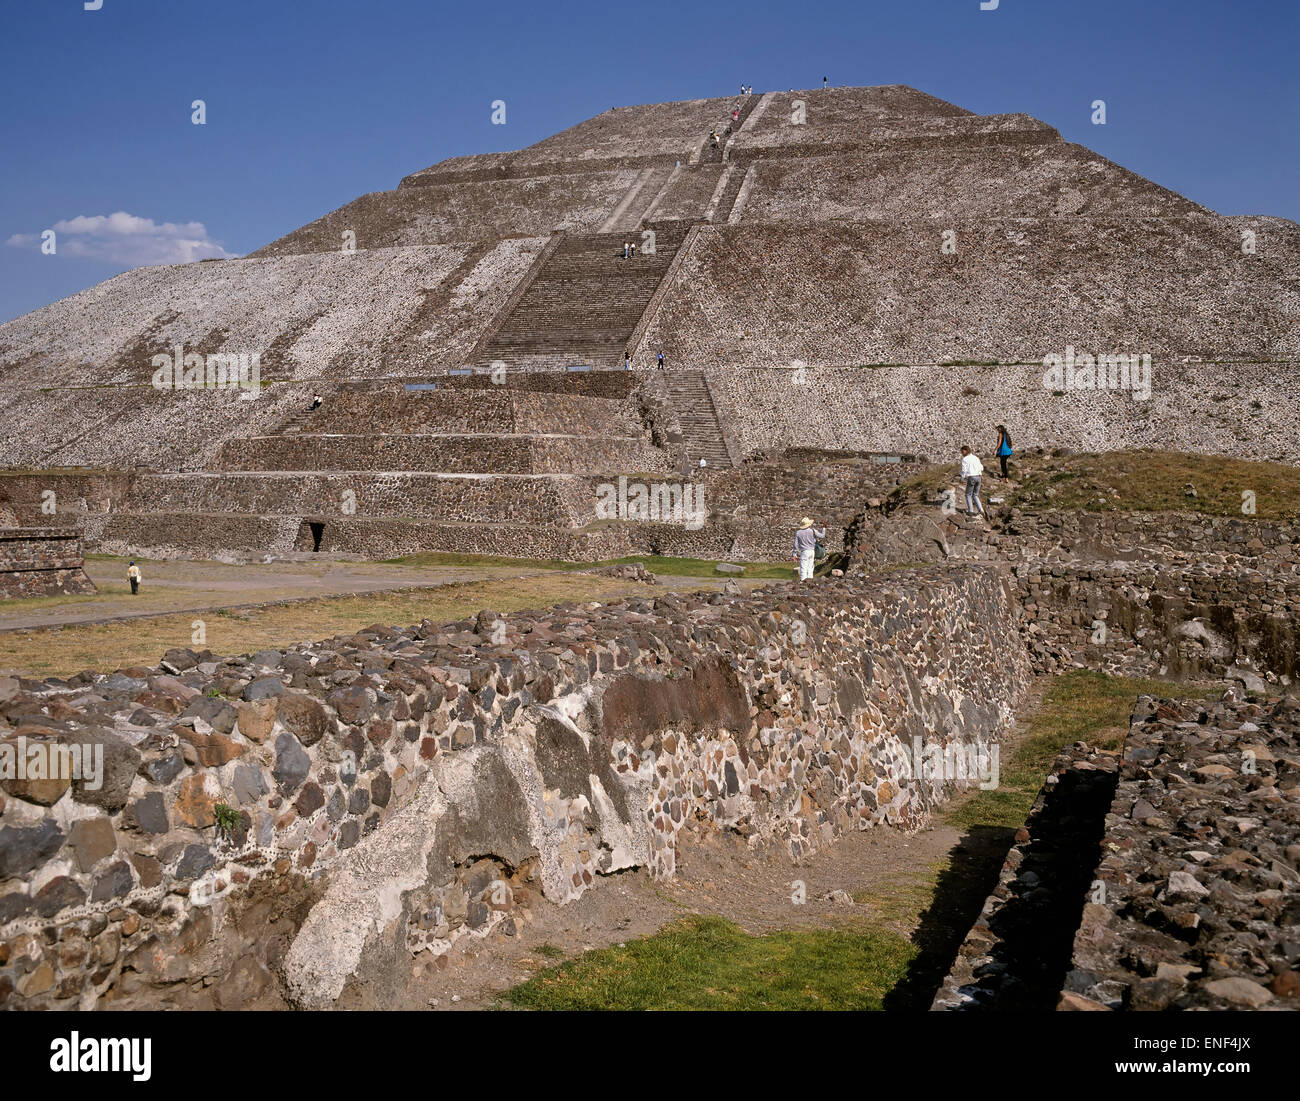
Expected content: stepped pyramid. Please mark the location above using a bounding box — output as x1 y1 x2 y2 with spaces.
0 86 1296 561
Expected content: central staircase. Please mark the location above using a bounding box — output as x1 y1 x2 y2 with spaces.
472 221 691 370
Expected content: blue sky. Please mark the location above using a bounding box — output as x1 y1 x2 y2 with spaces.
1 0 1295 323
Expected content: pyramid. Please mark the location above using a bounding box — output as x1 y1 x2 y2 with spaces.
0 85 1295 561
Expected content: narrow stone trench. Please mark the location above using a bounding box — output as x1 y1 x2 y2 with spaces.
930 759 1121 1010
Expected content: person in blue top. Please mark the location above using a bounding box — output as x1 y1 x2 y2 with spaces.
995 424 1013 479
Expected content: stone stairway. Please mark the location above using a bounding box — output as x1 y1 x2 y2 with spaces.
279 404 318 436
599 164 676 233
660 369 733 468
695 93 760 168
474 221 692 369
652 164 726 221
713 164 750 223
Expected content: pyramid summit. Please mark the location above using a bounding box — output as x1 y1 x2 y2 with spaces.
0 84 1296 560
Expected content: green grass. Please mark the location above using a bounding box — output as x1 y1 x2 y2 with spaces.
947 670 1221 831
507 915 915 1011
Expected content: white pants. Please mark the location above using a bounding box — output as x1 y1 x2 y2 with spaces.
798 548 815 580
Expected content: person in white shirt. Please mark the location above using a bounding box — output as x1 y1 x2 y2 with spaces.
792 517 826 581
960 446 985 517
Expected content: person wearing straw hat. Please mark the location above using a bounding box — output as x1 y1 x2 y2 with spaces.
792 517 825 581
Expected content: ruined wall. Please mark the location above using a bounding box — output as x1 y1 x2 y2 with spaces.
934 691 1300 1012
992 510 1300 567
0 566 1029 1009
0 528 97 599
1016 560 1300 685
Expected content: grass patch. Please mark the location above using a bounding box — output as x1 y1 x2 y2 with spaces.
887 449 1300 520
1007 449 1300 518
507 915 915 1011
947 670 1220 831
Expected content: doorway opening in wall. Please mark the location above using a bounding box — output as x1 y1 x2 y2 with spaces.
309 522 325 552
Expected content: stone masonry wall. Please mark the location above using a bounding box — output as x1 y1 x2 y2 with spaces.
704 366 1300 467
0 566 1028 1009
992 509 1300 567
218 434 667 477
0 528 97 599
1016 560 1300 685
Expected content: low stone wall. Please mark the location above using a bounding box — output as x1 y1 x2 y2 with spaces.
932 740 1120 1010
0 528 96 599
1017 560 1300 684
992 509 1300 567
0 566 1029 1009
1064 693 1300 1010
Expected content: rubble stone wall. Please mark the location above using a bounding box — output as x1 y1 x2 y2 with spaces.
0 566 1029 1009
1016 560 1300 684
993 509 1300 567
0 528 96 599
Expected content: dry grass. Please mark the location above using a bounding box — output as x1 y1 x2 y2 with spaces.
1006 449 1300 518
890 449 1300 519
0 573 653 678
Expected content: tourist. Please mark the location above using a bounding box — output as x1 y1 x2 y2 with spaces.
127 560 141 595
624 354 632 370
309 393 323 412
657 351 665 368
960 446 985 517
622 242 629 259
995 425 1013 479
629 242 636 258
793 517 826 582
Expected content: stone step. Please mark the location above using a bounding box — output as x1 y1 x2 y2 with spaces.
215 433 667 476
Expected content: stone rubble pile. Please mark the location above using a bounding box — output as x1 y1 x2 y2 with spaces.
1064 692 1300 1010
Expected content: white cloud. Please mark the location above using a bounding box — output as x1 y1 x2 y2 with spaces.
5 211 238 266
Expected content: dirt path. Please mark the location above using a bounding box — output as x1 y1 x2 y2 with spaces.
0 558 547 631
0 558 756 633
